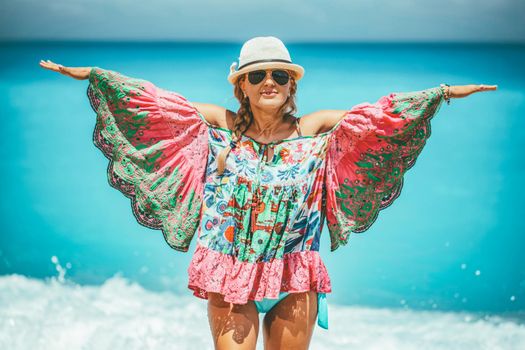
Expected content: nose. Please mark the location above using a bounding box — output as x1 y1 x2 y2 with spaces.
263 71 276 85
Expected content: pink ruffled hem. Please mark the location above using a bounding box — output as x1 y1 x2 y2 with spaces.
187 243 332 304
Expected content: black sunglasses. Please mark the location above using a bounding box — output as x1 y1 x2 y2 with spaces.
247 70 290 85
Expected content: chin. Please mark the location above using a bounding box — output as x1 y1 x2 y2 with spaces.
256 96 286 108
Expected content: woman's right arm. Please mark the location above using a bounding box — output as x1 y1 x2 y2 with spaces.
40 63 211 252
39 59 91 80
40 60 234 130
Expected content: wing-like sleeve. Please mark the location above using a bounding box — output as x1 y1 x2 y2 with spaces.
86 67 209 252
324 86 446 251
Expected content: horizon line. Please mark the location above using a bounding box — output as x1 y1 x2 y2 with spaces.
1 39 524 46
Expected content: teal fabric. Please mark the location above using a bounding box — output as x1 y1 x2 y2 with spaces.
317 293 328 329
254 292 329 330
254 292 290 313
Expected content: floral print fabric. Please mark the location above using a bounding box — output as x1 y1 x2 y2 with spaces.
195 124 331 262
325 87 445 251
86 67 445 304
188 121 334 302
86 67 208 252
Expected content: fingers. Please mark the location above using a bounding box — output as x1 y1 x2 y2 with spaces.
39 59 56 71
478 84 498 91
39 59 66 73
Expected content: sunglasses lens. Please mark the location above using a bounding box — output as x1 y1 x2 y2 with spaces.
247 70 290 85
248 70 266 85
272 70 290 85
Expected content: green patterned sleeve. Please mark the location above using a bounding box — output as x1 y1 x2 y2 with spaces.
87 67 209 252
325 86 446 251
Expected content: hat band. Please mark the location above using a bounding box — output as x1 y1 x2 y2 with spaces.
237 58 293 71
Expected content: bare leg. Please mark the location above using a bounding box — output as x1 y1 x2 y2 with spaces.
207 292 260 350
262 291 318 350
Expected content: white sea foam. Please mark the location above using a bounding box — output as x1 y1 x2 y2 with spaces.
0 274 524 350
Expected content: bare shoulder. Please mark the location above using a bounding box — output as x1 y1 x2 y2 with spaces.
191 102 235 130
298 110 347 135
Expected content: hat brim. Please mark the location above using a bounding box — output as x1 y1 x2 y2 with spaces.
228 62 304 84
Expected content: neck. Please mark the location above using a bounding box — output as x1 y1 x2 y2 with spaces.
249 105 287 138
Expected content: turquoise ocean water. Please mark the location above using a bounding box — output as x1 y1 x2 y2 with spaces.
0 41 524 349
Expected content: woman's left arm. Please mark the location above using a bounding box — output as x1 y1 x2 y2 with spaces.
322 83 497 251
444 84 498 100
306 84 498 135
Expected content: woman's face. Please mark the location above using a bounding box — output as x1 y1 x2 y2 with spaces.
240 69 292 113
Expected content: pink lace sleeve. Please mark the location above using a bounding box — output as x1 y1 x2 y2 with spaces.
87 67 209 252
325 87 446 251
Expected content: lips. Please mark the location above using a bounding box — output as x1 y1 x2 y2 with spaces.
261 90 277 96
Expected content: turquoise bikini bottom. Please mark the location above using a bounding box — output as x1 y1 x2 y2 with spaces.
253 292 328 330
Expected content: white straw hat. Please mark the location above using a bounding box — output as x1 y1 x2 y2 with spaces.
227 36 305 84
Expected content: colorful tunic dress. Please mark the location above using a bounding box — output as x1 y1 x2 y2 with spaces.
86 67 446 326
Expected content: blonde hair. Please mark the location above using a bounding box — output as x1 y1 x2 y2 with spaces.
216 72 298 176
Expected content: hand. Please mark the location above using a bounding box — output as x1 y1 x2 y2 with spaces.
448 84 498 99
39 59 91 80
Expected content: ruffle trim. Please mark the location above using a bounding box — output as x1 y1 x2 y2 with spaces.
87 79 164 228
187 244 332 304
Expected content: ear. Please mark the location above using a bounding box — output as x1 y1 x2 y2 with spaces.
240 78 245 92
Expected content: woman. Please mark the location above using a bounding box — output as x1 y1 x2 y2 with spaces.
40 36 496 350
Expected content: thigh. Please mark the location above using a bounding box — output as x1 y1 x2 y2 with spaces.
262 291 318 350
207 292 260 350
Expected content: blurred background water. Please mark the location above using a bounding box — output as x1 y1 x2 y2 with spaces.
1 41 524 349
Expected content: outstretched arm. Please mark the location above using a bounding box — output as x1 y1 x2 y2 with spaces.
39 59 91 80
304 84 498 136
323 83 497 251
40 61 211 253
445 83 498 98
39 60 234 128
